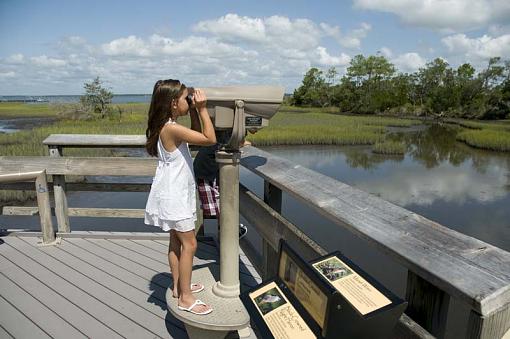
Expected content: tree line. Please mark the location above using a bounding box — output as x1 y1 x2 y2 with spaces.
292 55 510 119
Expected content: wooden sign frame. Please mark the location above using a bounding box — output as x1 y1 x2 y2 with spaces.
241 240 407 339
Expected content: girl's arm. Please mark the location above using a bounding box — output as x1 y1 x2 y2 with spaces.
170 89 216 146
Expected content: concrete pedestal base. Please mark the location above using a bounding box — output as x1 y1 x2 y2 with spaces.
166 266 250 339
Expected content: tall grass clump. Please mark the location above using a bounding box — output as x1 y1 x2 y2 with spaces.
372 140 406 155
446 118 510 152
456 129 510 152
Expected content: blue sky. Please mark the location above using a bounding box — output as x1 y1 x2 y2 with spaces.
1 0 509 95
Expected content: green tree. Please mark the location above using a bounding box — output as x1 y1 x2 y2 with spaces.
80 77 114 119
292 68 327 106
293 54 509 120
345 54 395 112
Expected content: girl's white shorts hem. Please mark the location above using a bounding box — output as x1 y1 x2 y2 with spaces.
144 212 197 233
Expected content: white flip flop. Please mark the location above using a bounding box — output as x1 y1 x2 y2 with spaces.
178 299 213 315
191 283 204 293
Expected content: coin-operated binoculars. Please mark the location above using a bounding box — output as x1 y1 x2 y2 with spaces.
192 86 285 151
200 86 285 298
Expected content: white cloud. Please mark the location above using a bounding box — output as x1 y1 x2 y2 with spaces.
194 13 370 52
353 0 510 32
392 52 426 72
193 13 266 43
376 48 426 72
30 55 67 67
5 54 25 64
321 22 372 49
379 47 392 58
315 47 351 66
442 33 510 62
0 14 366 94
102 35 151 56
0 71 16 78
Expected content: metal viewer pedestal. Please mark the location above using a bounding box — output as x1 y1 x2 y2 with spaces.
166 150 251 338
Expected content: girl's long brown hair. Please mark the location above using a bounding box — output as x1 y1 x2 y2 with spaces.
145 79 186 156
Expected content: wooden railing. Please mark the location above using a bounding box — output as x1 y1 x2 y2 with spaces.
0 170 54 243
1 134 509 339
239 146 510 339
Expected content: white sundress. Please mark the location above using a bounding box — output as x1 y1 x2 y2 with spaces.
144 120 197 232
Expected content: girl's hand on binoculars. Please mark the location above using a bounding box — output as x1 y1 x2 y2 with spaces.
193 89 207 110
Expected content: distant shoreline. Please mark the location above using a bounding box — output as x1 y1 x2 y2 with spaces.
0 94 152 104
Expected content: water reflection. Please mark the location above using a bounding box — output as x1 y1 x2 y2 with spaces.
263 123 510 251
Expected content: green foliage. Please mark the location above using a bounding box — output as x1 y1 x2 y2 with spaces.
292 68 329 106
291 55 510 120
79 76 114 118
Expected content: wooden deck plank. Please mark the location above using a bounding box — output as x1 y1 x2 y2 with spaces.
107 238 216 269
0 243 128 338
149 238 257 272
0 273 85 338
3 237 168 339
68 238 169 283
0 325 14 339
0 255 122 338
93 238 185 272
154 237 258 273
0 234 261 338
54 238 184 330
0 295 50 339
132 238 258 281
19 236 186 339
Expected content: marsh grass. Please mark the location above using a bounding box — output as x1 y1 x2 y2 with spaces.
248 112 421 146
0 103 55 117
446 118 510 151
456 129 510 152
372 140 406 155
0 102 151 119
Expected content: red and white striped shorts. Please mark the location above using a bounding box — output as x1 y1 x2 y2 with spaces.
197 178 220 217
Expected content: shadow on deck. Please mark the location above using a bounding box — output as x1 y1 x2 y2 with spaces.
0 232 261 338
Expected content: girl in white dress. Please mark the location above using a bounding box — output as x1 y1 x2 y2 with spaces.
145 79 216 315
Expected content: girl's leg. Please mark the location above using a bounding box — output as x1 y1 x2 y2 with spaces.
176 230 211 313
169 230 181 298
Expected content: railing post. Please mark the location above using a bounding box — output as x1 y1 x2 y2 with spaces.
262 180 281 279
0 170 56 244
405 271 450 338
49 145 70 232
34 170 56 244
467 305 510 339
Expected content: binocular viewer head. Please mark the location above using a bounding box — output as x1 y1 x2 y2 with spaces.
190 85 285 151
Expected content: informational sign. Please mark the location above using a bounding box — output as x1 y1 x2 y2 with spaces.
278 250 328 328
245 116 262 126
248 281 316 339
312 255 391 315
